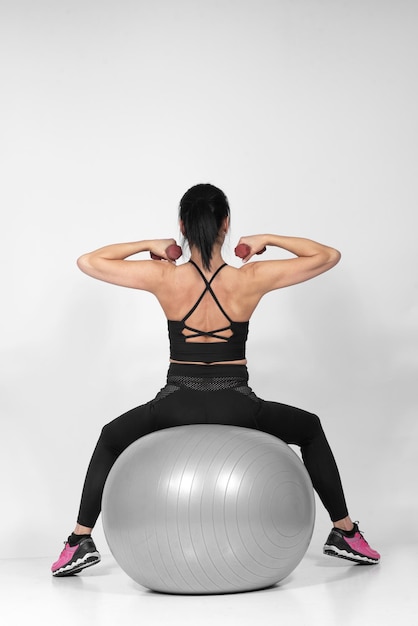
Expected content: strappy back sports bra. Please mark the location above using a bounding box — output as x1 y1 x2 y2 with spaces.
168 261 249 363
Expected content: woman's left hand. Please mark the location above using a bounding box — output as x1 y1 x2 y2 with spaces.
149 239 179 262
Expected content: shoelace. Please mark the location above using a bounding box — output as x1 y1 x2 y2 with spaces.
59 541 72 557
353 521 366 539
352 521 374 548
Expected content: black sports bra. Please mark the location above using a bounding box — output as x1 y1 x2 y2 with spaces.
168 261 249 363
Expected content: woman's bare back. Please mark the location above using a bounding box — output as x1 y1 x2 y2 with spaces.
155 262 261 343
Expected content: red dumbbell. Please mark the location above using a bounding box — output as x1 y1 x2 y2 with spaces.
234 243 267 259
150 244 182 261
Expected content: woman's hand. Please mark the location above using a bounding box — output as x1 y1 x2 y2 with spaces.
149 239 179 262
235 235 268 262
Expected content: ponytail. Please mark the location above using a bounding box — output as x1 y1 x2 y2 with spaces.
179 184 230 270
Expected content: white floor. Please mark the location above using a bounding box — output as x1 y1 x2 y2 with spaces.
0 526 414 626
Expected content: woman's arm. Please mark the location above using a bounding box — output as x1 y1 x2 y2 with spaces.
77 238 178 290
237 234 341 294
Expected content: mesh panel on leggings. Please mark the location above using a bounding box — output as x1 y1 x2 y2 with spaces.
167 375 248 392
153 383 180 403
233 385 259 402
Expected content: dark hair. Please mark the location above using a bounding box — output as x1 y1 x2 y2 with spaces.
179 183 230 270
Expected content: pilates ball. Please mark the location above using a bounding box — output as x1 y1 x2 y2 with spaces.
102 424 315 594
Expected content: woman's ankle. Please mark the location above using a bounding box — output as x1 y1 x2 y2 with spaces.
74 523 93 535
333 516 354 532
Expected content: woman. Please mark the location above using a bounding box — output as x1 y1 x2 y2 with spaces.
52 183 380 577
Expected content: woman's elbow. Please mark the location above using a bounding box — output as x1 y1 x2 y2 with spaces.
319 247 341 272
77 253 93 274
328 248 341 268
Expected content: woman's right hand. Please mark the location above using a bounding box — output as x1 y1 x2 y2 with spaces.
235 235 268 262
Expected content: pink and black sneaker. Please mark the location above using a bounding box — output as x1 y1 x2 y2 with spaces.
323 522 380 564
51 536 101 577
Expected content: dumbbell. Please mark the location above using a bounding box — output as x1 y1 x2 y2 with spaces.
150 244 182 261
151 243 266 261
234 243 267 258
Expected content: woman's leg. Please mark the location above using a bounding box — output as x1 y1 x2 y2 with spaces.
256 399 349 523
251 396 379 564
76 400 155 530
51 400 156 576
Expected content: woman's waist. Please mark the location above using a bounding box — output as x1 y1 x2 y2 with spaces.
170 357 247 367
167 362 249 380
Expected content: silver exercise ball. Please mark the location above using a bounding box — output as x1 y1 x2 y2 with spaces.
102 424 315 594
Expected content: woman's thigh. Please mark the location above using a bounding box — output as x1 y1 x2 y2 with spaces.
256 399 322 446
100 401 156 454
100 388 319 454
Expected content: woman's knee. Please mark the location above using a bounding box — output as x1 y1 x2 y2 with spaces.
302 411 324 441
309 411 322 430
98 422 117 449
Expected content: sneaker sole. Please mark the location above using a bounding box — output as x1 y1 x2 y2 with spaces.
323 545 379 565
52 552 101 577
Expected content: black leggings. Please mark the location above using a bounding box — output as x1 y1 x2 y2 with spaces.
77 364 348 528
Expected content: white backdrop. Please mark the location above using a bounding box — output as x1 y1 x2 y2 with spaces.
1 0 417 559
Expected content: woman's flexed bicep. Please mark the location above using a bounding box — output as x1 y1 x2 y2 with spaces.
76 239 178 291
239 234 341 295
